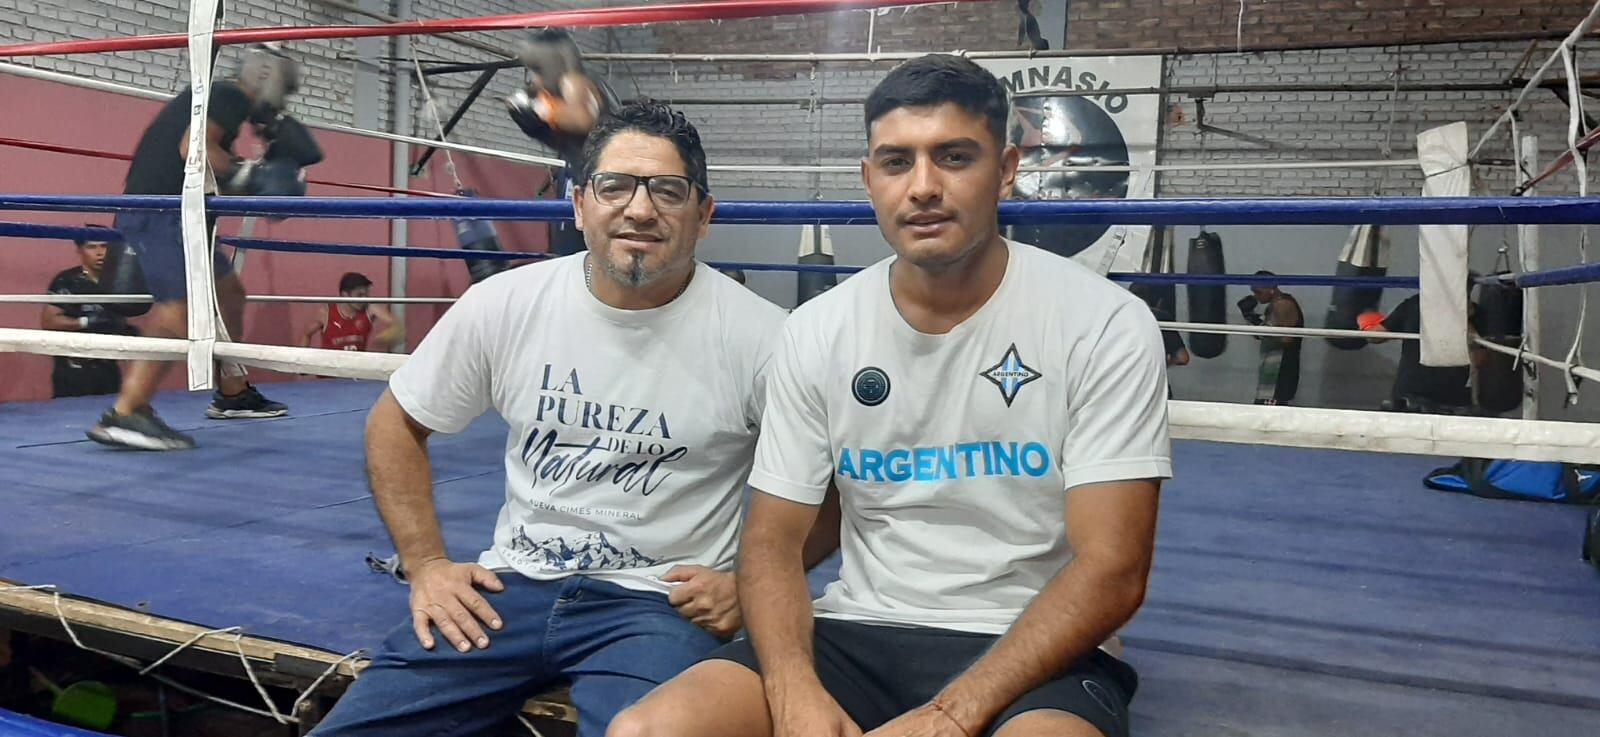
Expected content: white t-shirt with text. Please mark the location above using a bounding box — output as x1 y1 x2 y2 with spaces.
751 241 1172 633
390 255 785 593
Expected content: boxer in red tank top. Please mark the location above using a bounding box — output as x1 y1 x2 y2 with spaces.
302 272 401 352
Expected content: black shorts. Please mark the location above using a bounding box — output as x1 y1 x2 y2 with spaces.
113 211 233 303
708 618 1137 737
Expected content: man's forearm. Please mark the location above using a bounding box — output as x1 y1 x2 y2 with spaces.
365 397 448 566
937 557 1147 732
739 532 822 698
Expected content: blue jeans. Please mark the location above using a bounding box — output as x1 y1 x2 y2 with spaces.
310 575 720 737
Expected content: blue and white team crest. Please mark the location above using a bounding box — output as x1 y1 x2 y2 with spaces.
981 344 1040 407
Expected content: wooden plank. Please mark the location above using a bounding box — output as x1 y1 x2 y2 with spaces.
0 580 577 722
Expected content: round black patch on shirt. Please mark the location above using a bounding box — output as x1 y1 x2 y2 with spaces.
852 367 891 407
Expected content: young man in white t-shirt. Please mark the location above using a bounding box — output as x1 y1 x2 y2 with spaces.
614 55 1170 737
310 103 812 737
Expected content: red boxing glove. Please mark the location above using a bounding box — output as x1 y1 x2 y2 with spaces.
1357 310 1386 331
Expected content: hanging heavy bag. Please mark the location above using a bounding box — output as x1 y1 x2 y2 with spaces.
1325 224 1390 350
454 188 509 284
1185 230 1227 359
1473 274 1525 414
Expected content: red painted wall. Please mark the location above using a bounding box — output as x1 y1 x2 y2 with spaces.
0 71 552 405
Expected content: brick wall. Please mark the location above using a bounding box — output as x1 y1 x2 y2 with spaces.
1068 0 1592 51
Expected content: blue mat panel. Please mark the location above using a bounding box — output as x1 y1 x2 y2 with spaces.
0 709 108 737
3 380 1598 736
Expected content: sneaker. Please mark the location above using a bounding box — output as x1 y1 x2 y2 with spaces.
205 384 289 420
87 407 196 451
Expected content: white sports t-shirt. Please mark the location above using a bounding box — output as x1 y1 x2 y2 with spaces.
390 255 785 594
752 241 1172 634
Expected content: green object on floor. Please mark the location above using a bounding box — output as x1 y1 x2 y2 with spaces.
51 680 117 731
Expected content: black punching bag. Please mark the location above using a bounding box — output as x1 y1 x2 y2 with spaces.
796 224 836 307
101 235 152 317
1325 224 1389 349
1474 275 1526 414
454 188 509 284
1185 230 1227 359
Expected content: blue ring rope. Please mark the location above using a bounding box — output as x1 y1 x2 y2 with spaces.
1 221 1419 288
3 194 1600 225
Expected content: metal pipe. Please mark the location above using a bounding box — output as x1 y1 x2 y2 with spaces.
390 0 413 352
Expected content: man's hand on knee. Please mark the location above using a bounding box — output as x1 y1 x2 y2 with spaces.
662 565 741 638
771 685 862 737
407 558 506 652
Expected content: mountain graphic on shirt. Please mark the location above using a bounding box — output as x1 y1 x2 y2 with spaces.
508 528 659 572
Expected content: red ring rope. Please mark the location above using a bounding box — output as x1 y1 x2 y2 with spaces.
0 0 972 57
0 136 459 199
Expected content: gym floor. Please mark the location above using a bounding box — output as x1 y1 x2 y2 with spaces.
2 380 1597 736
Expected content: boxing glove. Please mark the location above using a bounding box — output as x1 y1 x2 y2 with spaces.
262 115 324 167
1357 310 1387 331
1236 295 1263 325
247 160 307 198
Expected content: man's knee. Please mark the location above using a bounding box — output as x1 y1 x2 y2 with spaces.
605 661 768 737
147 303 188 339
607 703 666 737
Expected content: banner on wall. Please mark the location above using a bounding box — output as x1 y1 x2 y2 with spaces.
977 56 1163 275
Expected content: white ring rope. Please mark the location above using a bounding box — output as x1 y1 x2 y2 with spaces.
1476 336 1600 386
10 326 1599 461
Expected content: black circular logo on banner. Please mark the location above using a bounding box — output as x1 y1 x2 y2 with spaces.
852 367 891 407
1009 95 1131 258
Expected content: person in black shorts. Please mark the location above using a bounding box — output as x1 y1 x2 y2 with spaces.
1362 278 1484 414
507 28 619 258
88 44 320 450
40 232 136 398
613 54 1169 737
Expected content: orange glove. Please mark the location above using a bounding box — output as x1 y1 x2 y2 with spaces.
1357 310 1386 331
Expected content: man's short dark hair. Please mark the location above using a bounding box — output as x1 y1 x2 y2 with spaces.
864 54 1011 146
338 272 372 294
581 101 709 196
75 223 112 248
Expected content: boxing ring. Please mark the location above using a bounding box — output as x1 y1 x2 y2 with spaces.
3 0 1600 735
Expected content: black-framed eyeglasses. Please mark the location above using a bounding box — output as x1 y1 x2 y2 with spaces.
585 172 704 211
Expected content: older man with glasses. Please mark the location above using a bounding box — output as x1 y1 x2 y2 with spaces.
308 102 836 737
